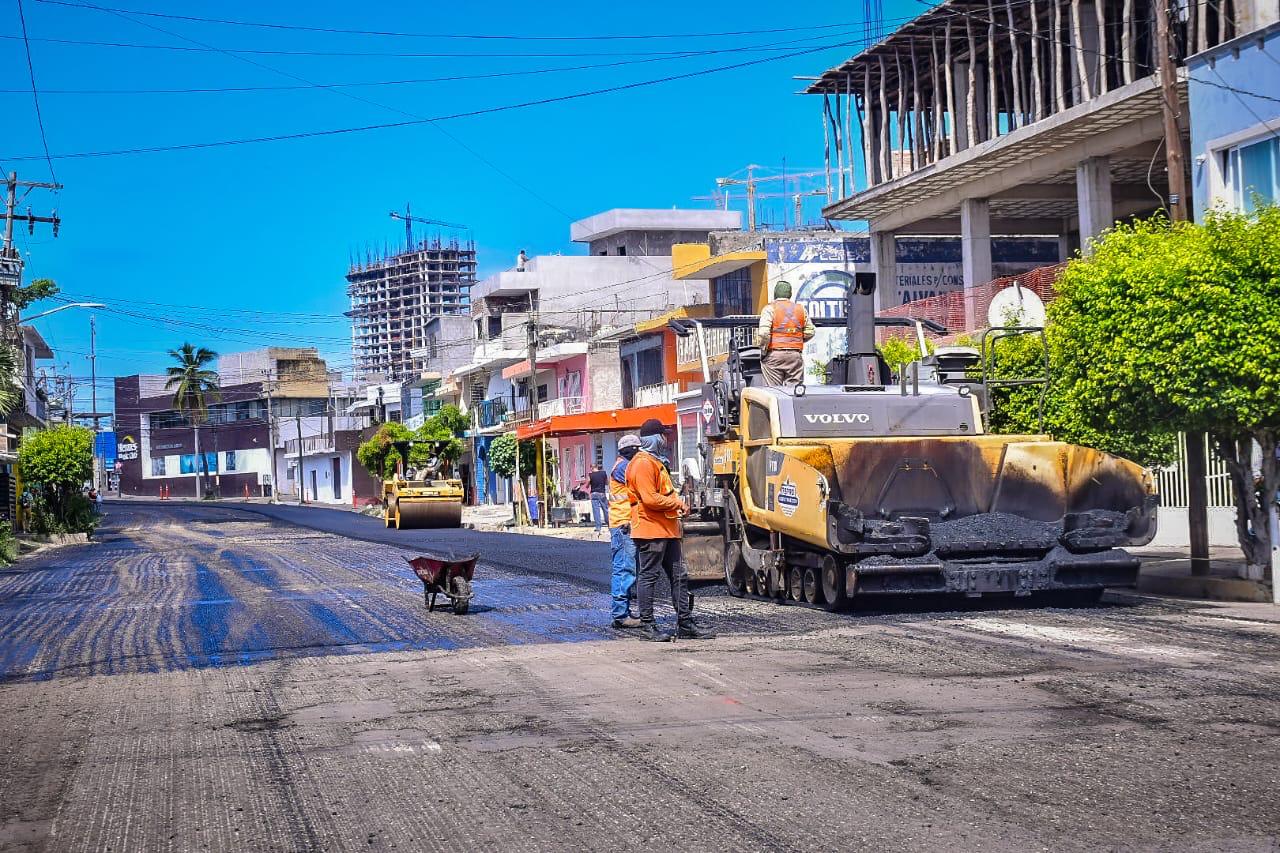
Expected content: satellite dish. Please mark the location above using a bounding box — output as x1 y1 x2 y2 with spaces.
987 283 1047 328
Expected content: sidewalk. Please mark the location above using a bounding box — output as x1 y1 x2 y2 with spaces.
1133 544 1273 603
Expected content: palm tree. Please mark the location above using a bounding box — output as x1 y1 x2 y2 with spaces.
165 343 219 497
0 344 21 418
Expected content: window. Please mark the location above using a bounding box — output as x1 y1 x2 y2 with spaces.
617 245 627 256
150 410 189 430
179 452 218 475
224 451 237 472
1224 137 1280 213
151 457 167 477
713 267 754 316
747 401 772 442
633 347 664 388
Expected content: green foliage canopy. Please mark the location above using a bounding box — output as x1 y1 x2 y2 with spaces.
19 425 96 533
1047 208 1280 572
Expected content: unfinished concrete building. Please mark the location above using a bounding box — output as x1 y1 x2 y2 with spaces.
346 237 477 380
805 0 1254 322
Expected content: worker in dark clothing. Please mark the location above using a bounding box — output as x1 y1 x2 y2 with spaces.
756 280 815 387
585 463 609 534
625 418 715 642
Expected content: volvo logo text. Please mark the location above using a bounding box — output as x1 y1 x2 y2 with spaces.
804 413 871 425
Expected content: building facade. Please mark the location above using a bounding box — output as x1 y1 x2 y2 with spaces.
804 0 1264 323
1189 19 1280 218
346 236 477 380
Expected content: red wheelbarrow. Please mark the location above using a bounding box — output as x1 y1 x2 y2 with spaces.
405 553 478 615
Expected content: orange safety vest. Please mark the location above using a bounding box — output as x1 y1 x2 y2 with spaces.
607 457 631 528
769 299 808 351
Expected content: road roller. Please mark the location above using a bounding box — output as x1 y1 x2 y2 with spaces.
671 273 1158 609
382 440 465 530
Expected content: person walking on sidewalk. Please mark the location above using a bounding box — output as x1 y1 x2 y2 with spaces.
586 463 609 534
625 419 715 642
607 436 642 628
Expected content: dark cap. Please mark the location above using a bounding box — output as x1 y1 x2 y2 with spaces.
638 418 668 437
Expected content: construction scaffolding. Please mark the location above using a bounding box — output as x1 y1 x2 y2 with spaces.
346 236 477 380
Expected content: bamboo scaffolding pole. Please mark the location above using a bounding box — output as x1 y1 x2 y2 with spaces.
1095 0 1110 93
966 16 978 146
1007 0 1025 127
845 73 855 193
1122 0 1135 83
911 49 925 170
1054 0 1066 110
1030 0 1044 119
931 32 944 161
879 54 892 179
1072 0 1091 102
822 93 832 199
864 64 878 185
988 0 999 140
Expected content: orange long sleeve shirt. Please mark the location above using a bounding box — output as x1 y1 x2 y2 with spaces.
624 451 684 539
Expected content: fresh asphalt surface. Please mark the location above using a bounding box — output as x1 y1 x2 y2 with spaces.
1 502 1279 851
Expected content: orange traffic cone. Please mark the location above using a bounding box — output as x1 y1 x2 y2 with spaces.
243 483 250 501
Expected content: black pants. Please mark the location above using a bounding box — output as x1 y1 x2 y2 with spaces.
635 537 693 628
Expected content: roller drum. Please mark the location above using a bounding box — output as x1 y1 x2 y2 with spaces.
396 499 463 529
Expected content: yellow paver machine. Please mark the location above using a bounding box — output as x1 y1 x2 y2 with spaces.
672 275 1157 609
382 440 464 530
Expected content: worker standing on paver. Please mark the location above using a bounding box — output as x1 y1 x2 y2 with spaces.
607 436 642 629
756 280 815 387
626 419 715 642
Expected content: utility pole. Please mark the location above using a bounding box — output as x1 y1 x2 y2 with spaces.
262 373 278 503
1 171 61 345
527 313 544 527
295 412 304 505
1155 0 1209 575
88 316 97 430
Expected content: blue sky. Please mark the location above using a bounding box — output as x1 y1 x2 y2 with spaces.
0 0 914 416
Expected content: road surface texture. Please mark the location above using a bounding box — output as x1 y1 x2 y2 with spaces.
1 504 1278 852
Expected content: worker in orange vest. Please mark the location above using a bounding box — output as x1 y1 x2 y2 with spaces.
756 280 815 387
607 434 642 629
625 419 715 642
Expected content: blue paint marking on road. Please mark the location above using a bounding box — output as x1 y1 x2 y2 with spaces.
0 506 629 683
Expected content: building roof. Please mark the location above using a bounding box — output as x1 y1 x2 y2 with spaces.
569 208 741 243
20 326 53 359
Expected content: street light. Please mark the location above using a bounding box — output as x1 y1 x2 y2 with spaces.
19 302 106 323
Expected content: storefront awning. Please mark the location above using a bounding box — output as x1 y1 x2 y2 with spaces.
515 403 676 441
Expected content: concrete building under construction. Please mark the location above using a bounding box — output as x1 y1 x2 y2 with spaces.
346 237 477 380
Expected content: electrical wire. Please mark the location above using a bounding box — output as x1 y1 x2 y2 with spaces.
1 37 866 161
14 0 57 182
35 1 876 42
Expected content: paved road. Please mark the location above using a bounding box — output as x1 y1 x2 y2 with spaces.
1 504 1279 851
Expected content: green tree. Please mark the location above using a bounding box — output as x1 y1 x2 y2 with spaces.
12 278 57 311
19 425 96 533
1048 209 1280 578
0 344 20 418
164 343 220 496
487 432 548 480
357 422 416 480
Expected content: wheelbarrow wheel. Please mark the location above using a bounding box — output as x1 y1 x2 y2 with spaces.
450 575 471 615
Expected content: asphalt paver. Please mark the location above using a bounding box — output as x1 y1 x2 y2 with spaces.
1 504 1278 851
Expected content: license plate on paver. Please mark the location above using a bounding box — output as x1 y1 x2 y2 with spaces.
946 566 1052 596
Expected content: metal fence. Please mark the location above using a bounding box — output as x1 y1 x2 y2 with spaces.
1154 432 1237 509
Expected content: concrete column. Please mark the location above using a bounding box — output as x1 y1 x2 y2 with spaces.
869 230 896 313
960 198 992 329
1076 156 1113 252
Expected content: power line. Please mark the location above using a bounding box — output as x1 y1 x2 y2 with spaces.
0 30 867 59
0 32 866 97
36 1 872 42
2 36 866 161
14 0 57 182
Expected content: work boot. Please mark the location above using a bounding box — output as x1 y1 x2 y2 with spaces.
676 623 717 640
638 621 673 642
612 616 643 629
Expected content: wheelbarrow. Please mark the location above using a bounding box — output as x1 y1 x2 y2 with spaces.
405 553 479 615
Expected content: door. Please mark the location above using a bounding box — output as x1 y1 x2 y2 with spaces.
332 458 342 501
309 469 318 502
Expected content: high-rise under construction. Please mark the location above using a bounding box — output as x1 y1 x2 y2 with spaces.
346 236 477 380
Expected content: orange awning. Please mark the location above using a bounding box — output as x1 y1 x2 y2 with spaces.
515 403 675 441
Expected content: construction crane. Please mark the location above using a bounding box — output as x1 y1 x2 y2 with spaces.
703 165 827 230
389 203 469 247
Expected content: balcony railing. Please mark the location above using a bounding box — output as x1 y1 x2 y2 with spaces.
676 325 754 369
634 382 680 407
536 396 584 419
284 434 335 456
477 397 508 429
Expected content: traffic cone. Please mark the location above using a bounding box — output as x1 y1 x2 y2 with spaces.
243 483 250 501
160 484 167 500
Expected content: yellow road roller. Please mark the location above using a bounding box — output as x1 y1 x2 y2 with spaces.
382 440 465 530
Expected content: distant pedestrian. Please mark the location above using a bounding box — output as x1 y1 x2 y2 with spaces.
607 435 642 629
89 488 102 515
584 463 610 534
625 419 714 642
